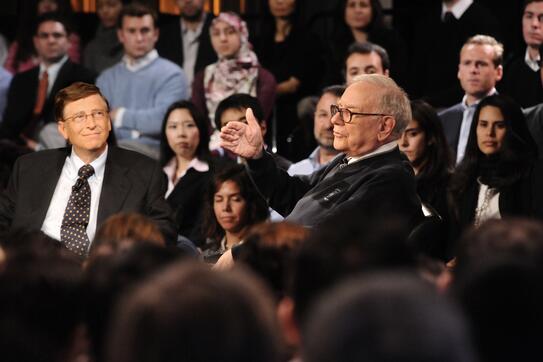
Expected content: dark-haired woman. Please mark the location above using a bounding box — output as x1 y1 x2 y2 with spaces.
325 0 407 87
159 100 211 245
450 94 543 235
201 164 269 263
399 100 454 259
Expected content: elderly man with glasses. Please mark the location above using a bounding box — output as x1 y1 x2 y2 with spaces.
220 74 423 228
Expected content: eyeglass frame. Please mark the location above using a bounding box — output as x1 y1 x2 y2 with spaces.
62 109 109 124
330 104 390 123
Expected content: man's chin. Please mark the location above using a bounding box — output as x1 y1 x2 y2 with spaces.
181 9 203 21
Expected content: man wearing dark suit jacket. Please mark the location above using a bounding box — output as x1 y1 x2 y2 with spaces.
0 82 176 255
0 13 96 149
156 0 216 88
439 35 503 164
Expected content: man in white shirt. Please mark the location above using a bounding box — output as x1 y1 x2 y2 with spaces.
0 82 176 257
439 34 503 163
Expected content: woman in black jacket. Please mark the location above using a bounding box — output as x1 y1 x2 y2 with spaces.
450 94 543 237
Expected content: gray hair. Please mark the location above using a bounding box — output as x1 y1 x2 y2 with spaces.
352 74 412 138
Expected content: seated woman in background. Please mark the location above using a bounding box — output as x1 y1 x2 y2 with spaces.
160 101 211 246
325 0 407 87
201 164 269 263
5 0 81 73
399 100 454 260
399 100 453 218
192 11 276 138
450 94 543 238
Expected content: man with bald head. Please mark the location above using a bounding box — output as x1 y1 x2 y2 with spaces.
220 74 422 227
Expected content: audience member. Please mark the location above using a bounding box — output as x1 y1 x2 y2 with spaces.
326 0 406 87
192 12 276 133
288 85 344 176
216 221 309 300
409 0 500 107
157 0 217 88
84 243 185 362
254 0 325 160
159 100 211 245
220 74 422 228
401 100 453 216
0 13 95 150
0 82 176 259
499 0 543 108
83 0 125 74
439 34 503 163
88 212 166 264
0 140 31 192
5 0 81 74
215 93 291 170
201 164 269 263
0 233 85 362
106 262 281 362
450 95 542 240
344 41 390 85
97 3 188 159
303 272 476 362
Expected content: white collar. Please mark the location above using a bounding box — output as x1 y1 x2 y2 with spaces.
347 141 398 164
461 88 497 109
39 54 68 76
525 46 541 72
442 0 473 20
69 145 108 182
163 156 209 177
122 49 159 72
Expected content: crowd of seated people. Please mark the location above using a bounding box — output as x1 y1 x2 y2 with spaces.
1 0 543 361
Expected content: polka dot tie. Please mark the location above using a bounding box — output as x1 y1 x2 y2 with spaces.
60 164 94 257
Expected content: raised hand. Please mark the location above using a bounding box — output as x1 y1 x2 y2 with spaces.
220 108 264 159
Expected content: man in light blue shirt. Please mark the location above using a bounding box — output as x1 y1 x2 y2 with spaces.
97 3 187 159
439 34 503 163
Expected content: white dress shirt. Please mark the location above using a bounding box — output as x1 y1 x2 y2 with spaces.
181 13 206 87
39 55 68 95
441 0 473 20
41 146 108 247
525 46 541 72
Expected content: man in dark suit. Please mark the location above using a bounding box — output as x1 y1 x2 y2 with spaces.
0 13 96 150
156 0 216 88
0 82 176 255
439 34 503 164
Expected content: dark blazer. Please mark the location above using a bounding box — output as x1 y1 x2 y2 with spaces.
156 13 217 76
0 60 96 141
453 161 543 235
438 102 464 158
0 146 177 244
524 104 543 159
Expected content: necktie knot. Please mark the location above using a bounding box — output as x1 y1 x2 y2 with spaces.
78 165 95 180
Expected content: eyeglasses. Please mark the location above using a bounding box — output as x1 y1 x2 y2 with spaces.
330 104 390 123
63 110 108 124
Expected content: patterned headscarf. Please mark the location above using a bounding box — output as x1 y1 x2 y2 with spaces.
204 12 259 126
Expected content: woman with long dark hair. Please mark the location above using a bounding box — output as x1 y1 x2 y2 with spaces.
201 164 269 263
450 94 543 235
399 100 453 217
159 100 211 245
326 0 406 86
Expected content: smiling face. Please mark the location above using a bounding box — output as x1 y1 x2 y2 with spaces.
57 94 111 161
210 20 241 59
118 15 159 60
458 44 503 104
213 180 248 234
165 108 200 161
476 105 507 156
344 0 372 30
399 119 426 165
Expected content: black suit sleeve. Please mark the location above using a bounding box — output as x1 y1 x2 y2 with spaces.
143 161 178 246
0 157 18 234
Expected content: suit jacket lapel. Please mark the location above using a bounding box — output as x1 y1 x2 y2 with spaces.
97 148 131 226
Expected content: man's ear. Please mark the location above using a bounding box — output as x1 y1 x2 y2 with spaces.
377 116 396 142
57 121 69 140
